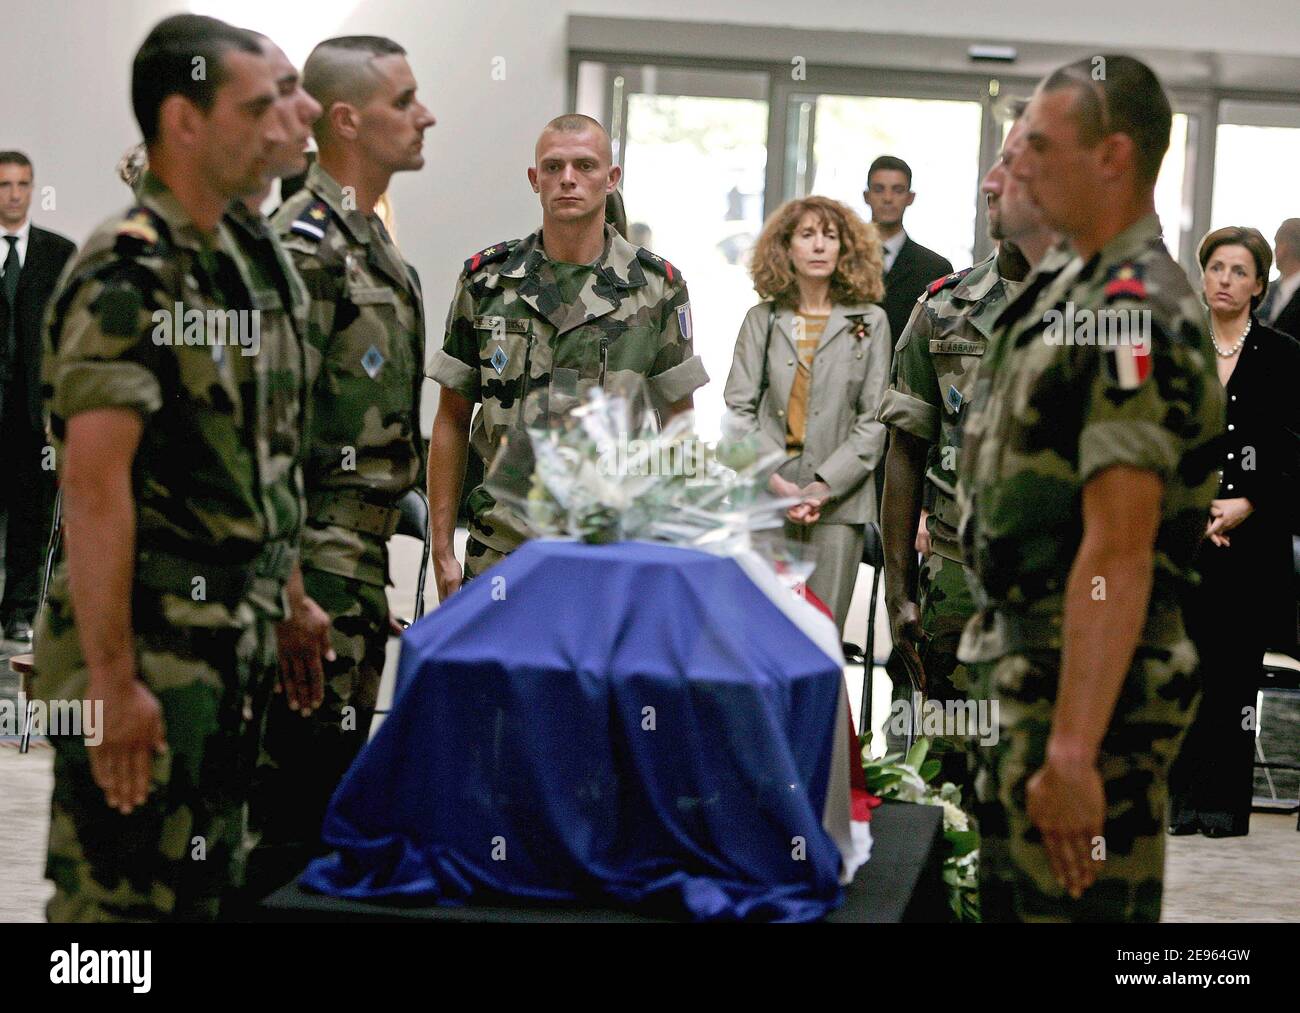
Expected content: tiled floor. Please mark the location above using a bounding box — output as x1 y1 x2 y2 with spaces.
2 542 1296 922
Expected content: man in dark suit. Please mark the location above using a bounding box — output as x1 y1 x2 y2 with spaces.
0 151 76 642
864 155 954 344
1265 218 1300 340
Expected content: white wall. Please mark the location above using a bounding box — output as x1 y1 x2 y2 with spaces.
5 0 1300 425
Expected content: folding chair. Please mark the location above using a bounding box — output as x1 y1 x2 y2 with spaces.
10 488 62 753
857 520 924 753
1255 651 1300 824
392 488 430 626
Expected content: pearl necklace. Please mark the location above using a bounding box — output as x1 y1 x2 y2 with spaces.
1210 316 1251 358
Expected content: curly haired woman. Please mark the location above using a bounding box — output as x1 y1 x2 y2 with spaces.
723 196 890 631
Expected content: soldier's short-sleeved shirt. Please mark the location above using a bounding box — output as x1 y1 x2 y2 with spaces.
427 225 709 555
272 163 425 586
956 214 1224 662
877 252 1023 562
41 171 308 629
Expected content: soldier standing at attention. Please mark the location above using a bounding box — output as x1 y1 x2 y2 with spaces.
226 32 334 722
877 106 1057 793
426 114 709 596
35 14 297 921
251 35 433 892
956 56 1224 922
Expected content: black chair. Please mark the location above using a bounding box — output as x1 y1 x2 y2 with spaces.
1251 534 1300 830
11 489 63 753
393 488 431 626
857 522 885 738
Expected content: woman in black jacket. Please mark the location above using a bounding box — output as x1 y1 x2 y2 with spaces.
1169 226 1300 837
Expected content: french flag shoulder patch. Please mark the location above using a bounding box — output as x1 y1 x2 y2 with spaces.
1102 341 1153 390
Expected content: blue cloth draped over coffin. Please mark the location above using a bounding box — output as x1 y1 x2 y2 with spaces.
300 540 847 921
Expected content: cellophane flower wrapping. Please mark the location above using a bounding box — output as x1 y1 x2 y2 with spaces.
483 378 815 584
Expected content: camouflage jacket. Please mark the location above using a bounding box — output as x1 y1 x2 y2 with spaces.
223 199 312 617
877 252 1023 562
273 163 426 587
956 213 1224 662
41 170 308 630
428 224 709 555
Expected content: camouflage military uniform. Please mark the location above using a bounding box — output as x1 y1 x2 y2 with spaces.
428 225 708 576
956 214 1224 922
34 171 308 921
877 253 1023 789
249 162 424 892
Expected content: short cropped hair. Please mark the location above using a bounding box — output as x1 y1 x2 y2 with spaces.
1275 218 1300 257
1198 226 1272 310
751 196 884 309
0 151 32 172
303 36 407 142
131 14 263 145
867 155 912 189
537 114 612 163
1041 54 1171 186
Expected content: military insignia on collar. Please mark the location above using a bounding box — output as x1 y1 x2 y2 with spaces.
851 316 871 340
676 302 693 340
465 241 513 275
927 267 973 298
1104 262 1148 302
490 345 509 375
361 344 385 379
636 247 678 283
288 200 330 243
117 209 159 245
947 384 964 411
113 206 166 256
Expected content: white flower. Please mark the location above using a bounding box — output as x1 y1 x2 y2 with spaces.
940 798 969 832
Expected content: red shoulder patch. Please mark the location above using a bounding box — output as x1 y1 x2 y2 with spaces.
927 267 973 297
636 247 680 284
1103 262 1148 301
463 241 512 276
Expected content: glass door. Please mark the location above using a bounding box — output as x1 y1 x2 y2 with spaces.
1212 100 1300 270
787 92 985 272
578 62 770 441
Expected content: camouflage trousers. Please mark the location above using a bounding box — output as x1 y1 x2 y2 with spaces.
463 536 509 582
244 569 388 900
971 639 1200 922
35 601 275 922
915 551 977 797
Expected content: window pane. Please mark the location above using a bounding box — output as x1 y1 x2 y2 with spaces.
1154 113 1190 256
622 89 769 441
1212 120 1300 259
805 95 983 271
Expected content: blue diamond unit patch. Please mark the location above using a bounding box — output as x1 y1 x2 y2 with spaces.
361 345 385 379
490 345 508 375
947 384 963 411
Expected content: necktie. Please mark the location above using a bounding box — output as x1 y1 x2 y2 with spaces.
2 235 18 378
2 234 18 304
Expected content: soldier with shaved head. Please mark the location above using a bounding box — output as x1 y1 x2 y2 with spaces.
247 35 434 897
426 114 709 596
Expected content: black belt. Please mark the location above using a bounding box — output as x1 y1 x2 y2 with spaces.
307 489 401 539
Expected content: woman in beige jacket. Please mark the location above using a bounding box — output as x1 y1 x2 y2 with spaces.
723 196 891 632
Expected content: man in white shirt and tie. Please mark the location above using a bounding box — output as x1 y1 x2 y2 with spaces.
864 155 953 349
0 151 76 643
